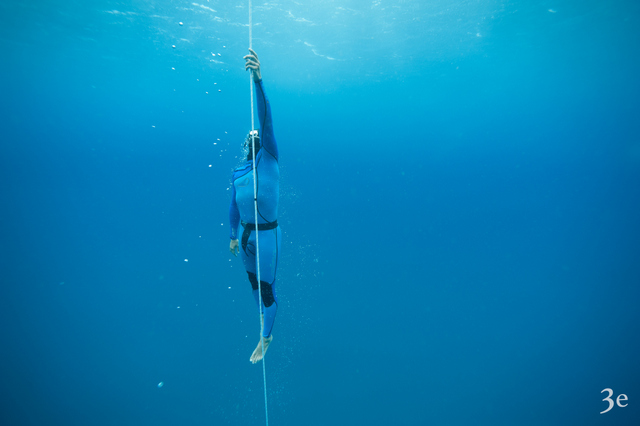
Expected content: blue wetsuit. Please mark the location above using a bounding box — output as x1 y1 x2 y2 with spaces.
229 79 280 338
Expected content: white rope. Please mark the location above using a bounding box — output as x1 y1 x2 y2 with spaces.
249 1 269 425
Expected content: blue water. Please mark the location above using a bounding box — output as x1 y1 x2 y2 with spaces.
1 1 639 425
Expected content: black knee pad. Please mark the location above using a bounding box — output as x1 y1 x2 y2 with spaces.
246 272 275 307
247 272 276 307
247 272 259 290
261 282 275 308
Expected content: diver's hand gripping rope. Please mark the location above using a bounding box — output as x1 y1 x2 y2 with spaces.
249 1 270 425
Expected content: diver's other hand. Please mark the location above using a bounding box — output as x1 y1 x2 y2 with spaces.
230 239 239 257
244 48 261 81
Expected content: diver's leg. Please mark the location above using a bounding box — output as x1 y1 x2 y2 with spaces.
240 231 269 363
241 230 260 307
257 226 280 337
249 227 281 363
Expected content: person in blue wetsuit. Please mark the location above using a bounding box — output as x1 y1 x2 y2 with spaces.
229 48 281 364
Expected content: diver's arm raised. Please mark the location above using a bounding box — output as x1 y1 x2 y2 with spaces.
244 48 277 160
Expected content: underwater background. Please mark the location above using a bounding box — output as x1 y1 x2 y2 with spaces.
1 0 639 425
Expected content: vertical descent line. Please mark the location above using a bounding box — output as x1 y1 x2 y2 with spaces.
249 1 269 425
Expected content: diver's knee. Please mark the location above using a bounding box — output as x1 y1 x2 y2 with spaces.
248 273 276 307
261 282 276 308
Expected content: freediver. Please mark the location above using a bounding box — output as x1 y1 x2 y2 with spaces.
228 48 281 364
